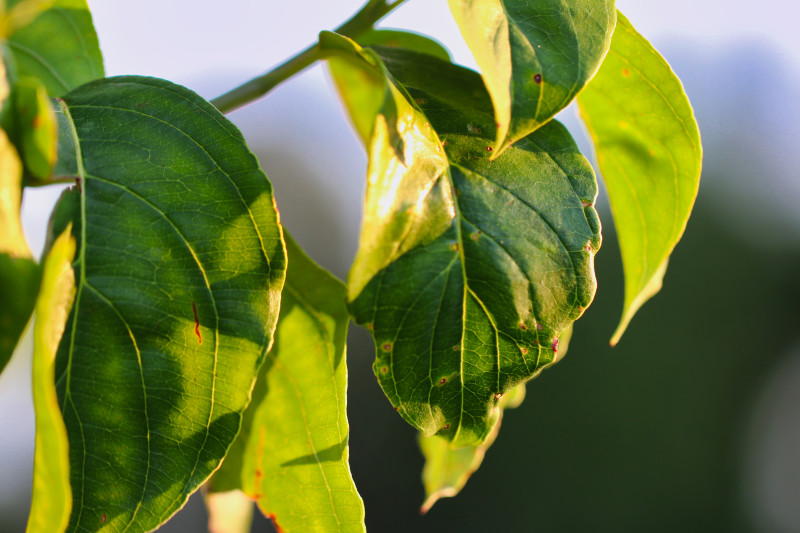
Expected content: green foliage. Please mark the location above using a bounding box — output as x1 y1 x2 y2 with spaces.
0 1 702 531
577 11 702 344
208 234 364 532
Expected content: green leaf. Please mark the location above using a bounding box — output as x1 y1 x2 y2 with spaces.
576 11 701 345
208 233 365 533
357 29 451 62
447 0 616 155
0 126 39 374
418 323 572 512
5 0 104 96
14 76 57 179
51 75 286 532
324 34 600 446
27 225 75 533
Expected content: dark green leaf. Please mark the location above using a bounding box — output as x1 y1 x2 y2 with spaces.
577 11 702 344
357 29 451 62
27 225 75 533
52 76 286 532
0 126 39 374
208 233 365 533
447 0 616 155
418 323 571 511
324 34 600 446
6 0 104 96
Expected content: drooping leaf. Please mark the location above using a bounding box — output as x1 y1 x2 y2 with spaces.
447 0 616 155
14 76 57 179
418 323 572 512
51 75 286 532
324 34 600 447
357 29 451 62
208 233 365 533
577 12 701 344
26 225 75 533
204 490 253 533
0 126 39 374
5 0 104 96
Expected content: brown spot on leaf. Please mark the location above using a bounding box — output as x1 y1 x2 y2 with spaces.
622 67 630 77
486 146 493 152
442 424 450 430
519 322 527 330
192 302 202 344
382 342 392 352
380 366 388 374
438 377 447 385
101 513 107 524
534 73 542 84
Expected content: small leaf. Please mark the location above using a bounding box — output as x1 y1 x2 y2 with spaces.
208 233 365 533
357 29 451 62
14 76 57 179
6 0 104 96
0 126 39 374
52 76 286 532
418 323 572 512
447 0 616 155
577 11 702 345
205 490 253 533
324 34 600 446
26 225 75 533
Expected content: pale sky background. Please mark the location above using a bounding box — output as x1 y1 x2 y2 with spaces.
2 1 800 531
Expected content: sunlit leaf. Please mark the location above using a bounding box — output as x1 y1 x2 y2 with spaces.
51 75 286 532
447 0 616 155
577 12 702 344
5 0 104 96
0 126 38 374
208 233 365 533
26 225 75 533
324 33 600 447
418 324 572 511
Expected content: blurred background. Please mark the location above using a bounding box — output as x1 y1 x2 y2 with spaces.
2 0 799 531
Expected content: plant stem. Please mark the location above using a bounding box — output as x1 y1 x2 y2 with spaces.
211 0 407 114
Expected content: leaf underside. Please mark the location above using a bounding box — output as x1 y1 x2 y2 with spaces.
447 0 616 155
325 34 600 447
577 11 702 344
51 76 286 532
209 234 365 533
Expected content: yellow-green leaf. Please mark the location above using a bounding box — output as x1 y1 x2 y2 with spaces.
207 234 365 533
0 126 38 374
14 76 57 179
577 12 702 344
26 225 75 533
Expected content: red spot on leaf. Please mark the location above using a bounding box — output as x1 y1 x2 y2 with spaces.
438 377 447 385
101 513 107 524
192 302 202 344
552 339 559 352
534 73 543 84
486 146 493 152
